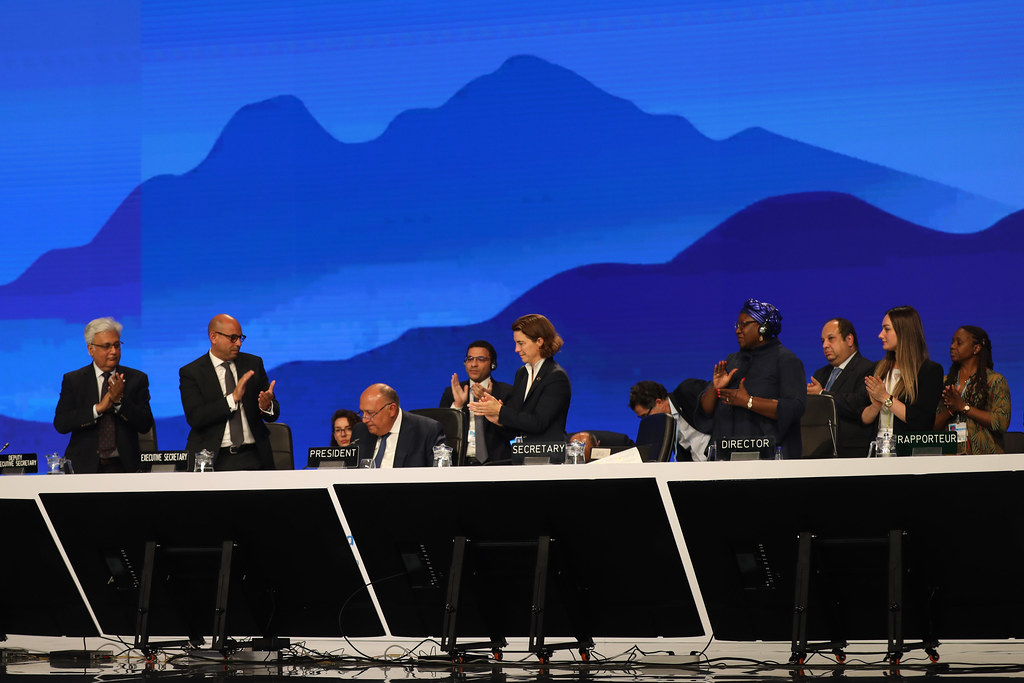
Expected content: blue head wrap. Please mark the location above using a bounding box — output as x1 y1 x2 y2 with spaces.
741 298 783 338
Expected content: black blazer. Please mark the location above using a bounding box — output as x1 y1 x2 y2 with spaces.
498 359 571 443
892 359 944 434
439 378 514 462
178 351 280 469
53 364 154 473
812 352 876 457
351 410 446 467
668 378 711 461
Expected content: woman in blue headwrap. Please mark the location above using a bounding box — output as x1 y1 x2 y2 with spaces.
697 299 807 459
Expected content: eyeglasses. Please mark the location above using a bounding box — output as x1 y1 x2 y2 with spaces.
359 402 394 421
90 341 124 351
333 425 353 433
735 320 758 331
213 331 247 344
636 406 653 419
464 355 491 364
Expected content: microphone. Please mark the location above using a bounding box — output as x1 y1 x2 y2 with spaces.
0 442 9 454
827 419 839 457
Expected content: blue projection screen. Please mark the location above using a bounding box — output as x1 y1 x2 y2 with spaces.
1 1 1022 457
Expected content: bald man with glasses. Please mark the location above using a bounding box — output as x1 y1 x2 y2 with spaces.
351 383 444 468
179 314 280 470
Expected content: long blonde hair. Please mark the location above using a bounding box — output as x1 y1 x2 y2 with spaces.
874 306 929 403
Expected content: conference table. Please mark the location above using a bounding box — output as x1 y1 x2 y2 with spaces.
3 455 1023 661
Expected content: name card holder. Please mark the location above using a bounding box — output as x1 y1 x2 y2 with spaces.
717 437 776 461
138 452 190 473
307 447 359 469
895 432 957 456
0 453 39 475
511 441 567 465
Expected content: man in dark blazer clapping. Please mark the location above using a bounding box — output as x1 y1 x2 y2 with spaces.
54 317 154 473
439 340 513 463
179 314 279 470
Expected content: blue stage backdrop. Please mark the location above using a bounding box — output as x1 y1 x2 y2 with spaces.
1 2 1022 460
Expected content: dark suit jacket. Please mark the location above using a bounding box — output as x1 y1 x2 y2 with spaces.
890 359 944 435
53 364 154 473
351 410 446 468
668 378 711 461
498 359 571 443
439 378 514 462
179 351 280 469
812 352 876 457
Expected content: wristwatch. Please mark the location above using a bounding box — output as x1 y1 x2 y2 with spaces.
746 396 754 409
963 405 971 415
883 395 893 408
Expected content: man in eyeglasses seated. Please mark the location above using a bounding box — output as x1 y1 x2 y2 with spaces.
352 383 445 468
54 316 154 473
439 340 514 464
179 314 280 470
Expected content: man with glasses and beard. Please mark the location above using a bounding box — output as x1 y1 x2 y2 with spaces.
179 314 280 470
439 340 513 463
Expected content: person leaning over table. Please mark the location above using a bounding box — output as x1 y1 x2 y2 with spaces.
933 325 1010 454
696 299 806 459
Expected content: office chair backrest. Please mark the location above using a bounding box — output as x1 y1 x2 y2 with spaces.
267 422 294 470
410 408 464 465
801 394 838 458
636 413 675 462
138 424 158 453
1002 431 1024 454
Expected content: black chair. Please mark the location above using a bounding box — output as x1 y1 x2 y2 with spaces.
1003 431 1024 454
138 424 158 453
410 408 464 465
267 422 294 470
801 394 838 458
635 413 675 462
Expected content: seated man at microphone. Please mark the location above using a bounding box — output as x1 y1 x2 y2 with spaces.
439 340 513 463
352 383 445 467
806 317 875 457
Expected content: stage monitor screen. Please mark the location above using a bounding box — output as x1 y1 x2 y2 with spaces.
337 477 702 639
41 488 383 639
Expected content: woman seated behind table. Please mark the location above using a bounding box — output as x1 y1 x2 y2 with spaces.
697 299 806 459
861 306 943 439
933 325 1010 454
329 409 360 448
469 313 570 443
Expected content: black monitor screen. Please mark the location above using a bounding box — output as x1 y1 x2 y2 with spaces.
336 477 702 639
40 488 383 638
0 499 97 637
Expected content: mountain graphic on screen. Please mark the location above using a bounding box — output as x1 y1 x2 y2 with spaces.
0 55 1010 325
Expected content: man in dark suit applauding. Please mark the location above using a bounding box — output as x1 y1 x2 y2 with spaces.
354 383 445 468
439 340 513 463
54 317 154 473
179 314 280 470
807 318 875 457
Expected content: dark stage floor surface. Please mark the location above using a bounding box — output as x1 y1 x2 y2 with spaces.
4 639 1024 681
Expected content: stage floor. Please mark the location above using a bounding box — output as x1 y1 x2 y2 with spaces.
3 638 1024 680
